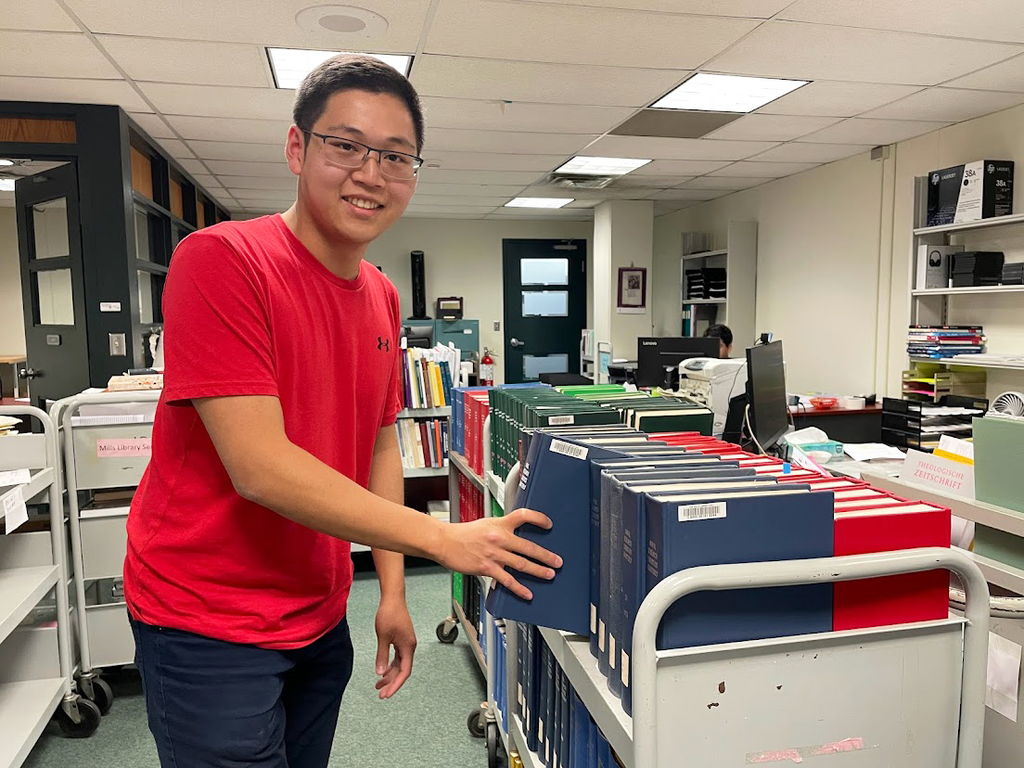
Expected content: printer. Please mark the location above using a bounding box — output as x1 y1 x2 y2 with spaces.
677 357 748 437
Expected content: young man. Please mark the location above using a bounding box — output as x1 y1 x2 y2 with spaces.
124 55 559 768
704 323 734 358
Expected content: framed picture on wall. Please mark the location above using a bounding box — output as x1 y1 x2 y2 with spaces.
617 266 647 314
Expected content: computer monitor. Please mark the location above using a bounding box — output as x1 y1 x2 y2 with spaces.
744 340 788 451
402 322 434 349
636 337 720 388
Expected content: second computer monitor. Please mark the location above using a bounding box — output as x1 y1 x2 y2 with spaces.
636 336 720 388
745 340 789 451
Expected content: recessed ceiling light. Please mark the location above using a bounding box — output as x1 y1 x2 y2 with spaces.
554 156 651 177
0 179 15 191
652 73 809 114
0 159 14 167
505 197 573 209
267 47 412 89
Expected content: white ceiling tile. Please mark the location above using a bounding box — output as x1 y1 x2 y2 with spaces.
680 176 769 190
799 117 949 145
165 115 290 144
412 55 686 108
223 186 297 199
647 189 729 200
490 207 590 217
749 142 871 163
0 31 120 78
413 183 527 197
187 141 286 163
505 1 791 18
138 83 294 121
708 21 1023 85
426 0 757 69
0 76 148 111
860 88 1024 122
220 175 298 191
235 198 292 208
705 114 841 141
711 161 818 177
424 128 597 156
780 1 1024 44
420 98 635 134
654 200 701 215
129 112 176 139
407 213 487 219
416 169 545 185
583 135 780 161
423 151 564 172
756 81 923 117
611 175 696 188
632 159 733 176
97 36 272 88
411 195 513 207
406 205 499 214
524 187 658 201
1 2 78 31
177 158 208 176
946 54 1024 93
204 160 292 178
64 0 432 50
153 139 194 159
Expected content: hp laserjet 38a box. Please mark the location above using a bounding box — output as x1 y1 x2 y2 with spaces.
926 160 1013 227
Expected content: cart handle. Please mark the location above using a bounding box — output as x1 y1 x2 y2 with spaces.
632 547 989 768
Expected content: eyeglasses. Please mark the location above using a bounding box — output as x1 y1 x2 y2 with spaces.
301 129 422 180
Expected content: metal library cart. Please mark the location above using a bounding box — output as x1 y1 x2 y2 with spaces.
438 415 513 768
1 405 99 768
50 390 161 716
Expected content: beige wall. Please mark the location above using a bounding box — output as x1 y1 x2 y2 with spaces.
653 102 1024 400
0 207 27 358
365 215 592 383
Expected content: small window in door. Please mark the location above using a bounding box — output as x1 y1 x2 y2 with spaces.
522 290 568 317
31 198 70 260
32 268 75 325
523 353 569 381
521 258 569 286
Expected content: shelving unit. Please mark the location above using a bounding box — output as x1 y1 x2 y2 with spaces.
396 406 451 479
679 221 757 344
0 404 98 764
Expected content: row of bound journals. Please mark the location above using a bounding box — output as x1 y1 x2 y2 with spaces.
484 424 951 717
395 418 449 470
400 346 456 410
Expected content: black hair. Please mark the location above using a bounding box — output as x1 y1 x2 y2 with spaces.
703 324 733 347
292 54 424 153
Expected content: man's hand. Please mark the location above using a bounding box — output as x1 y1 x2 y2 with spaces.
435 509 562 601
374 595 417 699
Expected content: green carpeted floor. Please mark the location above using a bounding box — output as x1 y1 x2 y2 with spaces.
24 563 487 767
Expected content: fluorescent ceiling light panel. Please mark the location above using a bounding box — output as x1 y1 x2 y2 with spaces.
0 159 14 167
0 179 14 191
652 73 809 114
555 156 651 176
268 48 412 89
505 197 573 209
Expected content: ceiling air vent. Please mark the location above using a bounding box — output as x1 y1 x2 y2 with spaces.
546 174 615 190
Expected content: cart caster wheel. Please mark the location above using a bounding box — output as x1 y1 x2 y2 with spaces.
467 708 486 738
56 698 101 738
83 677 114 716
437 620 458 644
487 720 505 768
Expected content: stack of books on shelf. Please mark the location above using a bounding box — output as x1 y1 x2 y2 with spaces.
684 267 726 300
400 345 456 409
1003 261 1024 285
951 250 1003 288
395 417 448 470
515 623 622 767
485 426 953 720
906 325 985 358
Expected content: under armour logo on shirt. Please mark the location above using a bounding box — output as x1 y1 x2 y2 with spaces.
377 336 390 352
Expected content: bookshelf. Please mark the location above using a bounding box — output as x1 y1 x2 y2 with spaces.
396 406 451 480
679 221 757 345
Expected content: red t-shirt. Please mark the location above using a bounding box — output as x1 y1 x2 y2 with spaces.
124 214 402 649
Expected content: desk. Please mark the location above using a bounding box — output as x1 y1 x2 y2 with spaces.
0 356 26 399
790 403 882 443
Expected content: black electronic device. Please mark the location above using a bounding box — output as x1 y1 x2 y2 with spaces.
402 322 434 349
636 337 719 389
410 250 429 319
744 340 789 451
436 296 464 320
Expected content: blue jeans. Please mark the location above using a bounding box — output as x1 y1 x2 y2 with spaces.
130 616 354 768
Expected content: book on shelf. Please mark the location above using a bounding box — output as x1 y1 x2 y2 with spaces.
400 345 455 410
395 417 449 470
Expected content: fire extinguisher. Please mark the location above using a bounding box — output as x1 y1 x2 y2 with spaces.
479 348 495 387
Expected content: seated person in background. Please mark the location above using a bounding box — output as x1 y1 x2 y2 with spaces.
704 324 734 358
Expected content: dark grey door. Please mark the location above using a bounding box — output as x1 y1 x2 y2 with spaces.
16 163 90 407
502 239 587 384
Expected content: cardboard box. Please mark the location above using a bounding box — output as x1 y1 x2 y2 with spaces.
926 160 1014 227
916 244 962 290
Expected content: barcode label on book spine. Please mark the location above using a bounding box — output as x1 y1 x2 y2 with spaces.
548 414 575 425
549 439 588 460
621 650 630 687
677 502 727 522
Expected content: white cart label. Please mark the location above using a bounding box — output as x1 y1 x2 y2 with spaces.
0 468 31 486
2 487 28 534
96 438 151 458
549 439 588 460
678 502 727 522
